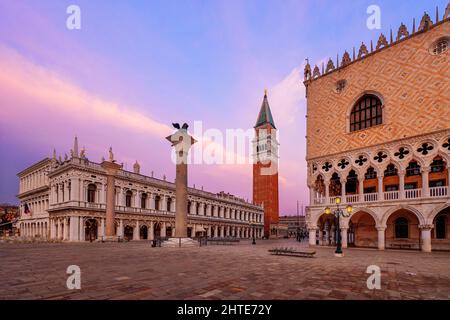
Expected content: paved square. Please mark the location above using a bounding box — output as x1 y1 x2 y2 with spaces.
1 240 449 300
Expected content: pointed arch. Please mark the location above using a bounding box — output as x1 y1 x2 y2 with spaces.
427 202 450 225
380 205 426 227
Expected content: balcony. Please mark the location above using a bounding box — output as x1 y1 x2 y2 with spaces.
312 186 448 206
48 201 264 225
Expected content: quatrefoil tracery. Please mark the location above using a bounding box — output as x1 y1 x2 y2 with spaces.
443 139 450 151
394 147 410 159
355 155 368 166
417 143 434 155
374 152 388 163
338 159 350 169
322 162 332 172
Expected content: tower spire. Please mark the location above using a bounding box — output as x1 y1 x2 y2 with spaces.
255 90 276 129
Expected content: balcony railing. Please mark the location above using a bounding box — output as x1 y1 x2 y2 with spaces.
313 185 449 206
430 186 448 197
405 188 421 199
49 201 263 224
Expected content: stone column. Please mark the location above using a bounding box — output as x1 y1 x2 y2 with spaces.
377 227 386 250
340 179 347 203
161 222 166 237
214 225 219 237
341 227 348 248
377 174 384 201
421 168 430 198
69 216 80 241
133 221 140 240
325 181 330 204
220 226 224 237
79 217 84 241
318 229 323 245
420 225 432 252
70 178 79 203
118 220 124 237
101 159 122 239
99 219 105 238
358 177 364 202
399 170 405 200
167 126 196 238
149 221 155 240
309 228 317 246
134 192 140 209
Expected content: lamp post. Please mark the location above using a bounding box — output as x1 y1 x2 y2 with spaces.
324 197 352 257
251 223 256 245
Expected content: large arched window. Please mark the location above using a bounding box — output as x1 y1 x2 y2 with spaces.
125 190 132 207
350 94 382 132
87 184 96 203
141 193 147 209
395 217 409 239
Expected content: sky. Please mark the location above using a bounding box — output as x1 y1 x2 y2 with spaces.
0 0 447 214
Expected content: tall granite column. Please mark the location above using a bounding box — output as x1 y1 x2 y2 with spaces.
101 148 122 239
166 123 197 238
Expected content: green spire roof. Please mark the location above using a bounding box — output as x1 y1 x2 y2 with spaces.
255 90 276 129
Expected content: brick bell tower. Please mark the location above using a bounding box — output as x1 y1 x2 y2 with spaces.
252 90 279 238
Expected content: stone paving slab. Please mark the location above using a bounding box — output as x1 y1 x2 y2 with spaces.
0 240 449 300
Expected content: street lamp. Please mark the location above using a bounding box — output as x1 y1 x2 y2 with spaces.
324 197 352 257
251 223 256 245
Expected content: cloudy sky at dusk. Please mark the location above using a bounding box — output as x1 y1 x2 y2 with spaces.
0 0 446 213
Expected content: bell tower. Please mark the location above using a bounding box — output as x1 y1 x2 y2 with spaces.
252 90 279 238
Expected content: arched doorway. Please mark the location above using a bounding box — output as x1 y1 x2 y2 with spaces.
124 225 133 241
154 223 161 238
140 225 148 240
385 209 420 250
317 213 337 246
85 219 98 241
348 211 377 248
432 206 450 251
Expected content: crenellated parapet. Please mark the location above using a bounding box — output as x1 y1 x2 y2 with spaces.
303 5 450 83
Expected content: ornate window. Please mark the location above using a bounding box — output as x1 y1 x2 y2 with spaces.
125 190 132 207
365 167 377 180
154 195 161 211
350 94 382 132
141 193 147 209
430 157 445 173
384 164 398 177
406 161 421 176
430 38 448 55
87 184 96 203
395 217 409 239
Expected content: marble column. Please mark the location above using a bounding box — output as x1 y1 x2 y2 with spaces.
399 170 405 200
149 221 155 240
358 177 364 202
101 157 122 239
341 227 348 248
133 221 140 240
309 228 317 246
166 127 196 238
421 168 430 198
420 225 432 252
377 227 385 250
377 174 384 201
325 181 330 204
161 222 166 237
